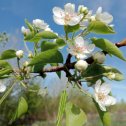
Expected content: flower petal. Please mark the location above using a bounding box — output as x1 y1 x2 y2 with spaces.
87 44 95 53
64 3 75 14
76 54 87 59
99 83 111 95
53 16 65 25
53 7 65 18
95 79 102 93
104 96 116 106
75 36 84 46
94 94 106 111
68 14 83 26
99 12 113 24
0 84 6 93
96 7 102 15
85 10 92 19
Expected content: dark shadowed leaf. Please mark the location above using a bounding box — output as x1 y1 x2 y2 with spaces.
0 49 16 60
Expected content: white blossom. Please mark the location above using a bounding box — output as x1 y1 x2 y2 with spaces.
33 19 49 29
75 60 88 72
21 26 30 35
95 7 113 24
93 52 106 64
16 50 24 59
67 37 95 59
94 80 116 111
0 81 6 93
53 3 83 26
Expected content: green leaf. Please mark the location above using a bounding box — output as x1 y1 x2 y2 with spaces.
0 49 16 60
29 49 63 66
93 99 111 126
82 63 124 86
0 60 13 77
12 97 28 122
82 63 104 86
65 102 87 126
41 39 66 52
37 31 58 39
65 24 80 33
33 63 46 73
56 90 67 126
17 97 28 118
25 19 34 31
56 38 66 49
92 38 126 61
41 41 58 51
24 32 35 42
87 21 115 34
26 31 58 42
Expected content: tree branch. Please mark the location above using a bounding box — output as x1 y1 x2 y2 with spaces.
40 39 126 74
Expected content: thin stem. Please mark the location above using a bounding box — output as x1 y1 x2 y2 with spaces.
81 74 104 80
24 41 30 53
17 58 21 70
17 58 23 78
34 42 38 56
0 80 16 105
64 66 92 97
72 32 75 39
64 26 68 40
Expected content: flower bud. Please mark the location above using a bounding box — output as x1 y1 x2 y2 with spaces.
75 60 88 72
21 26 30 35
90 16 96 21
93 52 106 64
16 50 24 59
78 5 88 14
45 27 53 32
107 72 116 80
0 83 6 93
23 61 29 67
28 53 33 58
33 19 48 29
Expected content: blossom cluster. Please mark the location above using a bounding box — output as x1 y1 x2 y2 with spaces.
52 3 116 111
0 3 117 112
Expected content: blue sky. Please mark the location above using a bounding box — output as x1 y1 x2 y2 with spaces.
0 0 126 101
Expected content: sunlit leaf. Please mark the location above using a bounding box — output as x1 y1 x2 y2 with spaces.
29 49 63 66
26 31 58 42
56 90 67 126
87 21 115 34
92 38 126 61
0 60 13 77
65 102 87 126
